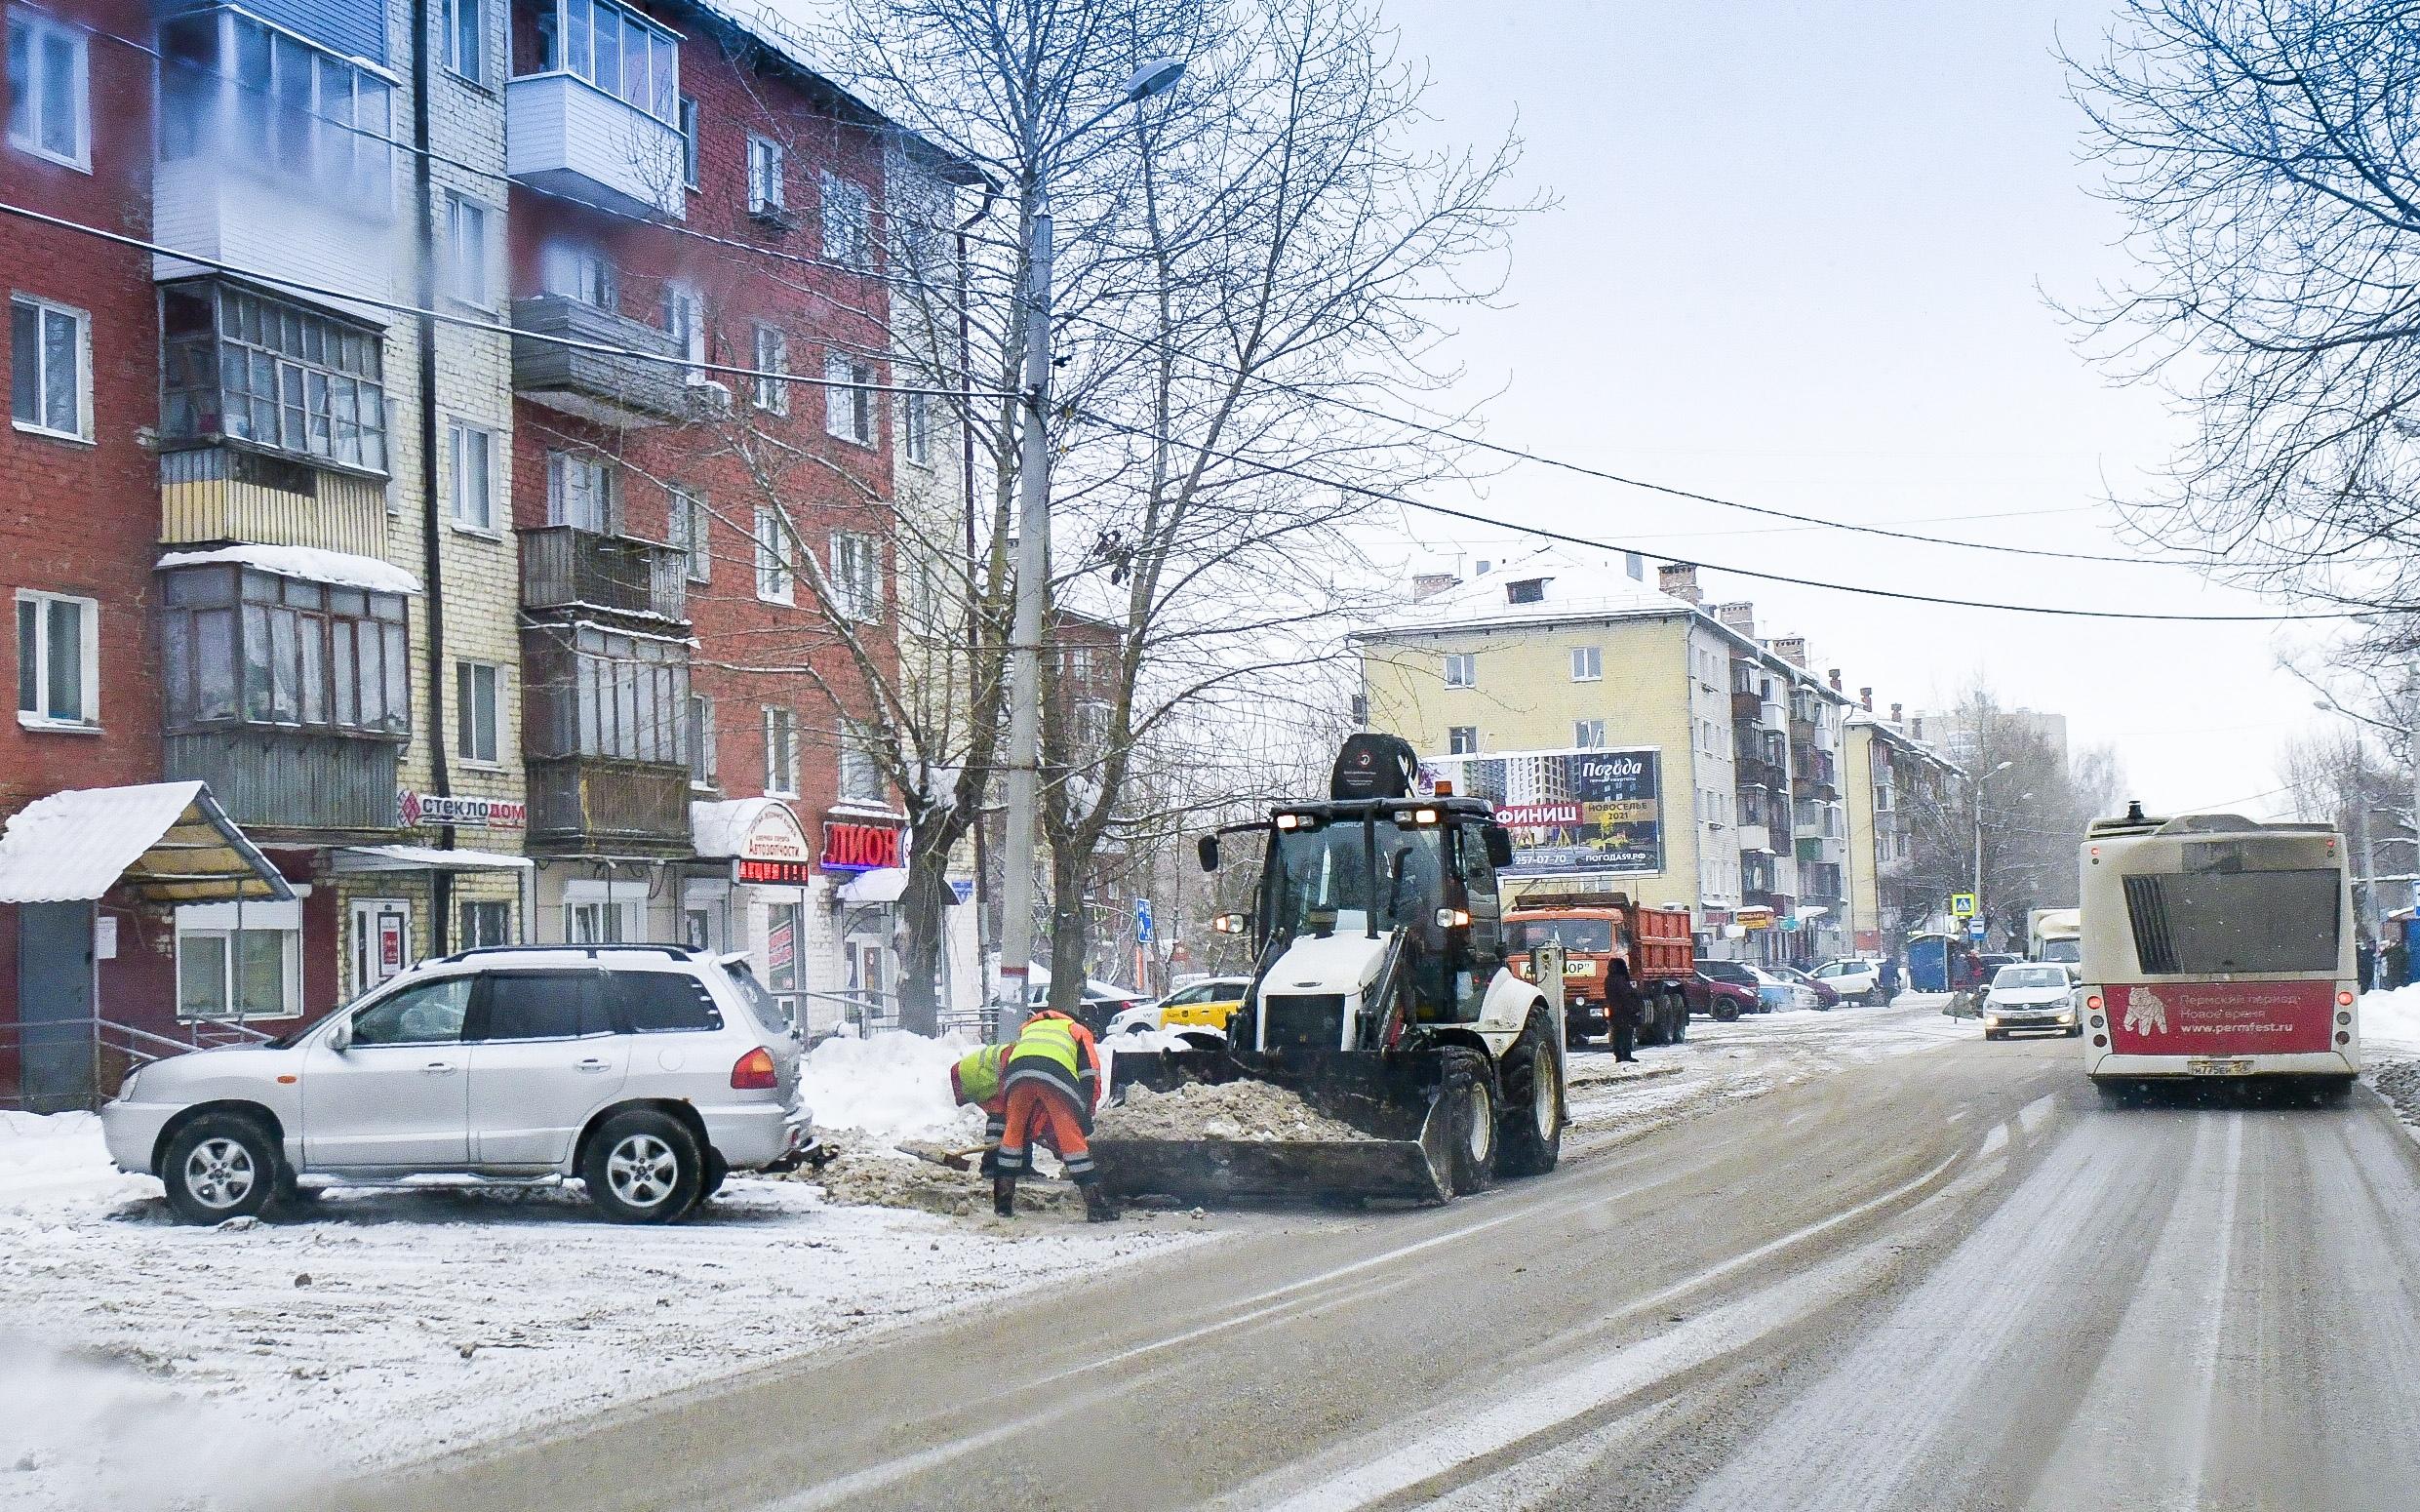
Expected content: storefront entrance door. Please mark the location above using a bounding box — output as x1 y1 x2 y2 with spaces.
349 898 412 998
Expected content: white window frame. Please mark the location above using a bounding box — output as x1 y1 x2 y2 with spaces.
752 322 788 414
753 505 793 604
901 387 932 466
666 484 710 582
687 693 717 789
747 134 784 214
442 0 483 84
9 294 92 441
7 13 91 172
662 281 706 378
175 898 303 1021
823 348 875 445
442 193 493 306
762 705 798 798
1570 645 1602 682
539 239 615 310
1443 652 1475 690
15 588 99 730
455 659 501 766
1574 719 1606 749
677 94 699 189
830 531 881 621
447 418 496 532
545 449 617 532
819 171 870 268
1447 725 1479 756
839 718 885 804
561 881 642 944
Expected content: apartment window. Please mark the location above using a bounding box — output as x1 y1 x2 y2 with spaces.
159 281 386 473
820 172 871 268
456 660 500 764
687 694 716 787
839 720 884 804
1574 719 1606 749
1505 577 1546 605
661 282 705 376
1448 726 1479 755
460 900 511 948
545 450 618 532
763 706 798 797
901 388 932 466
1443 652 1475 689
824 349 875 444
159 565 411 736
157 14 393 208
1570 645 1601 682
15 590 98 728
523 625 686 764
540 239 615 310
443 0 483 82
523 0 678 121
753 505 793 603
747 135 784 214
752 323 788 414
442 194 491 304
9 296 89 440
447 419 495 530
831 532 881 621
176 899 301 1020
666 485 710 582
7 13 89 169
677 95 699 187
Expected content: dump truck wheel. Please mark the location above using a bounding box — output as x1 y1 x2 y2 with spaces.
1497 1025 1563 1177
1670 998 1689 1043
1444 1049 1497 1195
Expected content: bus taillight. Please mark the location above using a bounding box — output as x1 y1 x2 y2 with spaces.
2085 993 2103 1012
2339 990 2356 1007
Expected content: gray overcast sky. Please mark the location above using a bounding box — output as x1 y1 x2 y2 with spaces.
1371 0 2341 816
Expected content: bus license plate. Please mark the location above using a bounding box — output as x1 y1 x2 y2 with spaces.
2188 1057 2254 1077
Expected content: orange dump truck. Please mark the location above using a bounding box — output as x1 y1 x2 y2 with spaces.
1505 892 1698 1048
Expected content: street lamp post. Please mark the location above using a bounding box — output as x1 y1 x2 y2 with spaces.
991 60 1187 1041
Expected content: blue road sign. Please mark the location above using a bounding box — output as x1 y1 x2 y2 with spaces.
1135 896 1154 943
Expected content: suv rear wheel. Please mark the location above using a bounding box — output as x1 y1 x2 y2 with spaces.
583 1110 703 1223
163 1112 280 1225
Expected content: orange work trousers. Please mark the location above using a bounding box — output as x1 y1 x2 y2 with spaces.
996 1081 1094 1180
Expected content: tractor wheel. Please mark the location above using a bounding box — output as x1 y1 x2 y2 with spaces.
1497 1022 1564 1178
1442 1048 1497 1196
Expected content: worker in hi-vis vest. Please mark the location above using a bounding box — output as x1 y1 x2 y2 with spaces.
951 1010 1115 1221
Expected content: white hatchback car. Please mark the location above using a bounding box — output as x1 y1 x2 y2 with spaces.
102 944 812 1225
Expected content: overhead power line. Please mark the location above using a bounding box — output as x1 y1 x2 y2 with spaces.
1073 410 2372 624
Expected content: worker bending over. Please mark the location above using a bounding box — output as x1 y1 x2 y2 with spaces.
953 1009 1116 1222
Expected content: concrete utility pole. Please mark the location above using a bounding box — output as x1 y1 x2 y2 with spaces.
988 60 1187 1042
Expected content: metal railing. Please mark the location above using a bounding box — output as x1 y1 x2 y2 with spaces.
1 1015 277 1112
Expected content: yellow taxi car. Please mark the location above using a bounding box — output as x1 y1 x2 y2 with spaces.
1155 975 1251 1032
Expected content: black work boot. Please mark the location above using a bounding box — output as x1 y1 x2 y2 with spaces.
992 1174 1016 1217
1079 1177 1120 1223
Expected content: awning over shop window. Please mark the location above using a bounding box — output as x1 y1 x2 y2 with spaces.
0 781 292 904
691 797 810 860
332 846 535 873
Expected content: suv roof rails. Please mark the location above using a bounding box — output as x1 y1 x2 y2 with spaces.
436 942 700 965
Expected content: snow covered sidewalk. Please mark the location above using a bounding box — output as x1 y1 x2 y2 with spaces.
0 1034 1206 1512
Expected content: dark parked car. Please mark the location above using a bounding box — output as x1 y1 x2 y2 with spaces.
1691 969 1761 1022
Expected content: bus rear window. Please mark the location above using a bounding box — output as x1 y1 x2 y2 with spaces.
1507 919 1615 953
2122 869 2340 975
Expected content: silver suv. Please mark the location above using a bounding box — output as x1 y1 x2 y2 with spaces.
102 944 810 1225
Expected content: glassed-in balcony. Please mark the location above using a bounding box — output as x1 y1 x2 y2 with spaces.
506 0 685 218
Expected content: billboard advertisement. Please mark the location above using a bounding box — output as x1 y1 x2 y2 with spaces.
1423 746 1664 878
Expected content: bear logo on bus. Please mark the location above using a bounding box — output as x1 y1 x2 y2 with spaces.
2122 986 2170 1038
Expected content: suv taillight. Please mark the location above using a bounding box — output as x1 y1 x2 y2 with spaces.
732 1047 778 1090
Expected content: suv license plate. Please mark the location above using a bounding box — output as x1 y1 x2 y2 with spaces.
2188 1057 2253 1077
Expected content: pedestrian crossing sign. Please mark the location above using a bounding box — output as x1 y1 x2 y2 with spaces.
1950 893 1977 919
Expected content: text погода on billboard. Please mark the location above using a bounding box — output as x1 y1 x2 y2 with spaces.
1424 747 1663 878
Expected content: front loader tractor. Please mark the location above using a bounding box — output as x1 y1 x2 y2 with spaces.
1094 734 1567 1205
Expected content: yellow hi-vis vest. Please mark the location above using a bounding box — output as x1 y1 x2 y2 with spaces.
949 1045 1009 1107
1009 1014 1084 1078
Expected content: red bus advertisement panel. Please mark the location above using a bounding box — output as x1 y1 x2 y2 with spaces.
2103 980 2336 1057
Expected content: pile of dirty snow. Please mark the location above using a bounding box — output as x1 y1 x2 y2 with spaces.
799 1031 986 1148
2362 984 2420 1052
1097 1079 1375 1143
2370 1059 2420 1129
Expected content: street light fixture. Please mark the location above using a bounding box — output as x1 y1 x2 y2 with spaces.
992 60 1189 1039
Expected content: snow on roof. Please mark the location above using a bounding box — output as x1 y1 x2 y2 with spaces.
333 845 533 872
1362 547 1684 637
157 544 422 596
0 781 290 904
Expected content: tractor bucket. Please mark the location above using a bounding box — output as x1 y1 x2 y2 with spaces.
1094 1046 1458 1206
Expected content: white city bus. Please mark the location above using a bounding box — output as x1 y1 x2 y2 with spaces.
2078 806 2359 1095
